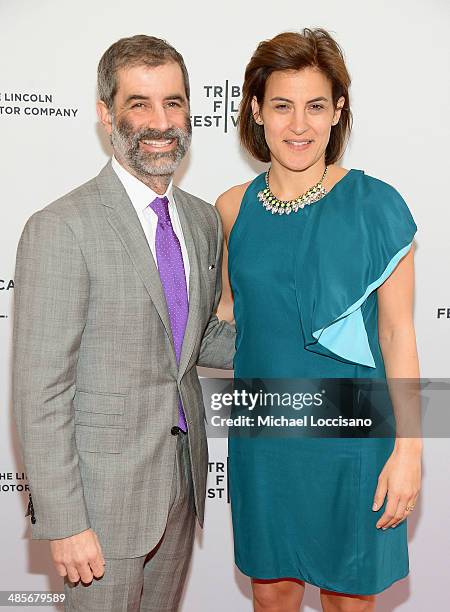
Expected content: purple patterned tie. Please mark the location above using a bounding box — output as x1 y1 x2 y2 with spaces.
149 196 188 432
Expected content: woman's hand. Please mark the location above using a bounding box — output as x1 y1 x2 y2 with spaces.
372 440 422 529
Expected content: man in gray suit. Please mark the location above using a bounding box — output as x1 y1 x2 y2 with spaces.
13 35 235 611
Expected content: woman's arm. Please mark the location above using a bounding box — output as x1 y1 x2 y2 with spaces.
214 183 250 323
372 243 422 529
378 244 419 378
216 231 234 323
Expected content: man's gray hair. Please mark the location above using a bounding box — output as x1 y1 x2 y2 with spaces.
97 34 190 109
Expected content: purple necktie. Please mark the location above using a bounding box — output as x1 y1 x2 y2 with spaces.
149 196 188 432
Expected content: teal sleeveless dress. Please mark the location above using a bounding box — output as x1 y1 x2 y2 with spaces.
227 169 417 595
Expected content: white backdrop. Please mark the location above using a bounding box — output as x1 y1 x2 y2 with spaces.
1 0 449 610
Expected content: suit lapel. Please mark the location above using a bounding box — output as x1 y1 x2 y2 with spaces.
96 162 175 352
173 187 202 380
96 162 204 379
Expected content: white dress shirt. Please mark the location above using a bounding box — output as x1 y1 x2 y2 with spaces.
111 156 190 291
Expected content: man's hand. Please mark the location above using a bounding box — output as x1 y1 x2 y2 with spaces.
50 528 105 584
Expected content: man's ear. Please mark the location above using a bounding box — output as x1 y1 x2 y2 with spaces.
331 96 345 126
251 96 264 125
96 100 113 136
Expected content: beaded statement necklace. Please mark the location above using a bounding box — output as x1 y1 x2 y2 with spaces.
257 166 328 215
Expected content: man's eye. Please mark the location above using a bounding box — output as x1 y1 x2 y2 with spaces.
309 104 324 111
167 101 181 108
131 103 145 109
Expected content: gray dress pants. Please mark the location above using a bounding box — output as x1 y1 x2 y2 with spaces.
64 431 196 611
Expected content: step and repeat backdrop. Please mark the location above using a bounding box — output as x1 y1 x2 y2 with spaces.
1 0 449 610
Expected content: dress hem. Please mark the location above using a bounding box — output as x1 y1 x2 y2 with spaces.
235 562 409 596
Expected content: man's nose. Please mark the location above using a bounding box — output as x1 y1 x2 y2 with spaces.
147 105 171 132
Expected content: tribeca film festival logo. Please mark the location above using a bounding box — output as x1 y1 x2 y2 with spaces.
207 460 228 501
191 81 241 132
437 308 450 319
0 278 14 319
0 91 78 118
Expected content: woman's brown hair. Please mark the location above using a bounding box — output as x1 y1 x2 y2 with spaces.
239 28 352 165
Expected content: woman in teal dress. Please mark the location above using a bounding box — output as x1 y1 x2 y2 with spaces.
216 29 422 612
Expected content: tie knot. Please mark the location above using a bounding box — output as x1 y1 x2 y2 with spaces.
149 196 170 223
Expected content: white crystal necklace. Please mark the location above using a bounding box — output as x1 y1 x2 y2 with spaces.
257 166 328 215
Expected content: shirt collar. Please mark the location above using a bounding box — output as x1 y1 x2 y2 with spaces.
111 155 174 214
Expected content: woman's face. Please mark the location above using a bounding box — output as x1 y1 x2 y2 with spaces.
252 67 344 172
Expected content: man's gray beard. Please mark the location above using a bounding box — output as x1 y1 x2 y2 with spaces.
111 115 192 178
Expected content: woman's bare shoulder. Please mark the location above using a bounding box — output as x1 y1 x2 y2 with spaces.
214 181 253 234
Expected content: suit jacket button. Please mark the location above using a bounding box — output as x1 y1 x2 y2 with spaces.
171 426 181 436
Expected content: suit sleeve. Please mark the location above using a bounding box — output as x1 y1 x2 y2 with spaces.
197 206 236 369
12 209 91 539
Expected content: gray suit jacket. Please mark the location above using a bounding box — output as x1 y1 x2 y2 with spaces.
12 161 235 558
